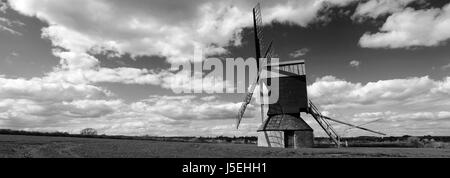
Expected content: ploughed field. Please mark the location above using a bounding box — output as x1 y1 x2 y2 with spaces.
1 134 450 158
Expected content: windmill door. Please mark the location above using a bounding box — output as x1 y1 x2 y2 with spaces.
284 131 295 148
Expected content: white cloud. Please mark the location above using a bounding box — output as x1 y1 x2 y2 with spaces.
343 111 450 136
8 0 250 64
0 1 7 13
308 75 450 109
44 65 236 93
60 100 123 118
2 73 450 136
0 17 23 36
442 63 450 70
0 76 126 131
352 111 450 124
349 60 361 68
9 51 18 57
0 99 122 120
289 48 310 58
2 0 359 91
0 65 254 136
0 91 258 136
132 95 256 121
0 77 111 102
0 25 21 35
3 51 19 64
359 3 450 48
389 112 450 121
201 96 218 102
353 0 417 19
44 67 164 85
160 70 236 94
8 0 356 64
354 111 394 118
264 0 356 25
0 17 24 26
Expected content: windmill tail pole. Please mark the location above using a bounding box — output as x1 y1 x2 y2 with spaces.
323 116 386 136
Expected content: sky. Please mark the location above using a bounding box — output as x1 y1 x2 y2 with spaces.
1 0 450 137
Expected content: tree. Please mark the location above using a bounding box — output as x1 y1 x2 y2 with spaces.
80 128 98 136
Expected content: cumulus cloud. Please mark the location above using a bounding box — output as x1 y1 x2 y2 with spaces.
0 70 254 136
263 0 355 26
0 0 360 94
132 95 256 121
44 66 165 85
0 91 257 136
44 65 236 93
359 3 450 48
353 0 417 19
352 111 450 124
8 0 247 64
442 63 450 70
0 0 7 13
342 111 450 136
308 75 450 109
0 76 128 132
3 73 450 136
0 77 111 101
307 75 450 136
0 75 120 121
0 17 24 35
3 51 19 64
349 60 361 68
7 0 355 63
289 48 310 58
60 100 123 118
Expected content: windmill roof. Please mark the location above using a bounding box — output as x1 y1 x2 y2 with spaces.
257 114 313 132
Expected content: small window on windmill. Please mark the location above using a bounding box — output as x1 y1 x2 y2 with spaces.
263 60 309 116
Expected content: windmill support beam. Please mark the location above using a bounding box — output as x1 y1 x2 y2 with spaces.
323 116 386 136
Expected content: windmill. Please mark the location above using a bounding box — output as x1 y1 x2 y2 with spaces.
236 3 386 148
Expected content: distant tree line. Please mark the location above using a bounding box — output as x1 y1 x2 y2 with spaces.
0 129 257 144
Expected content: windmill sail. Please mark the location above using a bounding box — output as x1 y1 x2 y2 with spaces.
253 3 265 67
236 72 261 129
236 42 274 129
258 42 274 123
236 3 270 129
253 3 265 125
